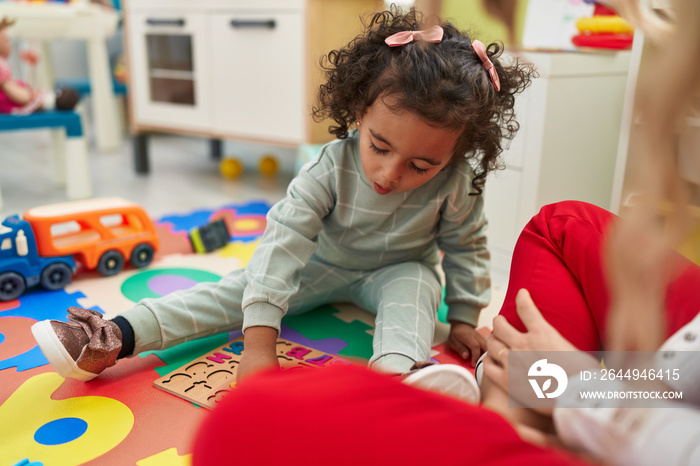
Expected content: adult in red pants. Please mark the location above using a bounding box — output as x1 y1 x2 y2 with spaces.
483 201 700 465
191 201 700 465
497 200 700 351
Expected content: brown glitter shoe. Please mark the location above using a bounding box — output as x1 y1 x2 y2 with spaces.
31 307 122 381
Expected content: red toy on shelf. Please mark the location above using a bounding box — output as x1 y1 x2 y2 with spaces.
572 3 634 50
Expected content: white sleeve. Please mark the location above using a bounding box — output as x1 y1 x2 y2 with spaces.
655 312 700 404
553 373 633 464
554 370 700 466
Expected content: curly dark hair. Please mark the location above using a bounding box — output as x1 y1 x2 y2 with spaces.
313 7 536 194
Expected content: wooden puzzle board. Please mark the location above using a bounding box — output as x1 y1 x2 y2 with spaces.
154 336 350 409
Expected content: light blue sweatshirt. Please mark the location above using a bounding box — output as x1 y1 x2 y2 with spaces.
242 130 491 331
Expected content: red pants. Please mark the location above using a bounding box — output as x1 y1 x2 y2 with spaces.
191 364 590 466
498 201 700 350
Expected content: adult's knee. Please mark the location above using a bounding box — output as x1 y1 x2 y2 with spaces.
537 200 608 223
528 201 616 239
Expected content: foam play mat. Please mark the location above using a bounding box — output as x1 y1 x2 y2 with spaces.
0 200 468 466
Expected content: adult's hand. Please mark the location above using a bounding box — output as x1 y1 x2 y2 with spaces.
489 289 579 355
483 289 596 415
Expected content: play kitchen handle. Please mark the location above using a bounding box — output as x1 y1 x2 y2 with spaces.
230 19 276 29
146 18 186 27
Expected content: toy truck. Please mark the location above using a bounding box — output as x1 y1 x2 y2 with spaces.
0 197 159 301
0 215 77 301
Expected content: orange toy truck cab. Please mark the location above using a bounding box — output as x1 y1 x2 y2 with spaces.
23 197 160 276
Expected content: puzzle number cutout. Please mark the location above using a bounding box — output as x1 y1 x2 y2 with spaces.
154 337 350 409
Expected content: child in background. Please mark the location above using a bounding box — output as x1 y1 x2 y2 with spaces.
32 8 534 382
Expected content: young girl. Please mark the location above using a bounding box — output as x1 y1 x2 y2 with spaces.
32 8 534 382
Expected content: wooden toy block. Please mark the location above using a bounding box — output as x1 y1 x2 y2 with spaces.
153 336 350 409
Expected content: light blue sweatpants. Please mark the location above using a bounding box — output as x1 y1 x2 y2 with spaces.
120 256 442 373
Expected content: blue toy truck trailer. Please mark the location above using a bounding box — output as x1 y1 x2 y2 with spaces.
0 215 76 301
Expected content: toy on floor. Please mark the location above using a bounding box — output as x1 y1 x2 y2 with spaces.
0 17 79 115
221 154 280 179
258 154 279 176
220 158 243 179
153 335 350 409
0 215 77 301
189 218 230 253
22 197 159 277
0 198 160 301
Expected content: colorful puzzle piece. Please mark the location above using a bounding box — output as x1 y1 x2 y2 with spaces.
158 201 270 242
283 305 374 360
142 332 232 378
136 448 192 466
0 372 133 466
49 353 208 466
153 223 194 258
154 336 350 409
11 459 43 466
0 290 97 373
120 268 222 302
209 209 267 242
0 288 92 322
0 317 38 362
0 299 20 312
216 238 260 265
279 324 348 355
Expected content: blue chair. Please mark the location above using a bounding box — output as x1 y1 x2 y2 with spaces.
55 77 127 100
0 111 92 210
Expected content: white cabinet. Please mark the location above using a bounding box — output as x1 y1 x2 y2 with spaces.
484 51 631 282
128 11 213 132
123 0 382 172
209 12 305 144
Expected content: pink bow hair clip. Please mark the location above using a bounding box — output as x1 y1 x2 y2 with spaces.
471 40 501 92
385 25 444 47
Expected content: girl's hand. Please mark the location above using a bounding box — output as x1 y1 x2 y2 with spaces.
237 348 280 383
448 321 487 366
236 326 280 383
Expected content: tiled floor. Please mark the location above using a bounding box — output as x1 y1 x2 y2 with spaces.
0 129 294 219
0 125 505 328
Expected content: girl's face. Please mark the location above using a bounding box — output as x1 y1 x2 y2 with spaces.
357 96 459 195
